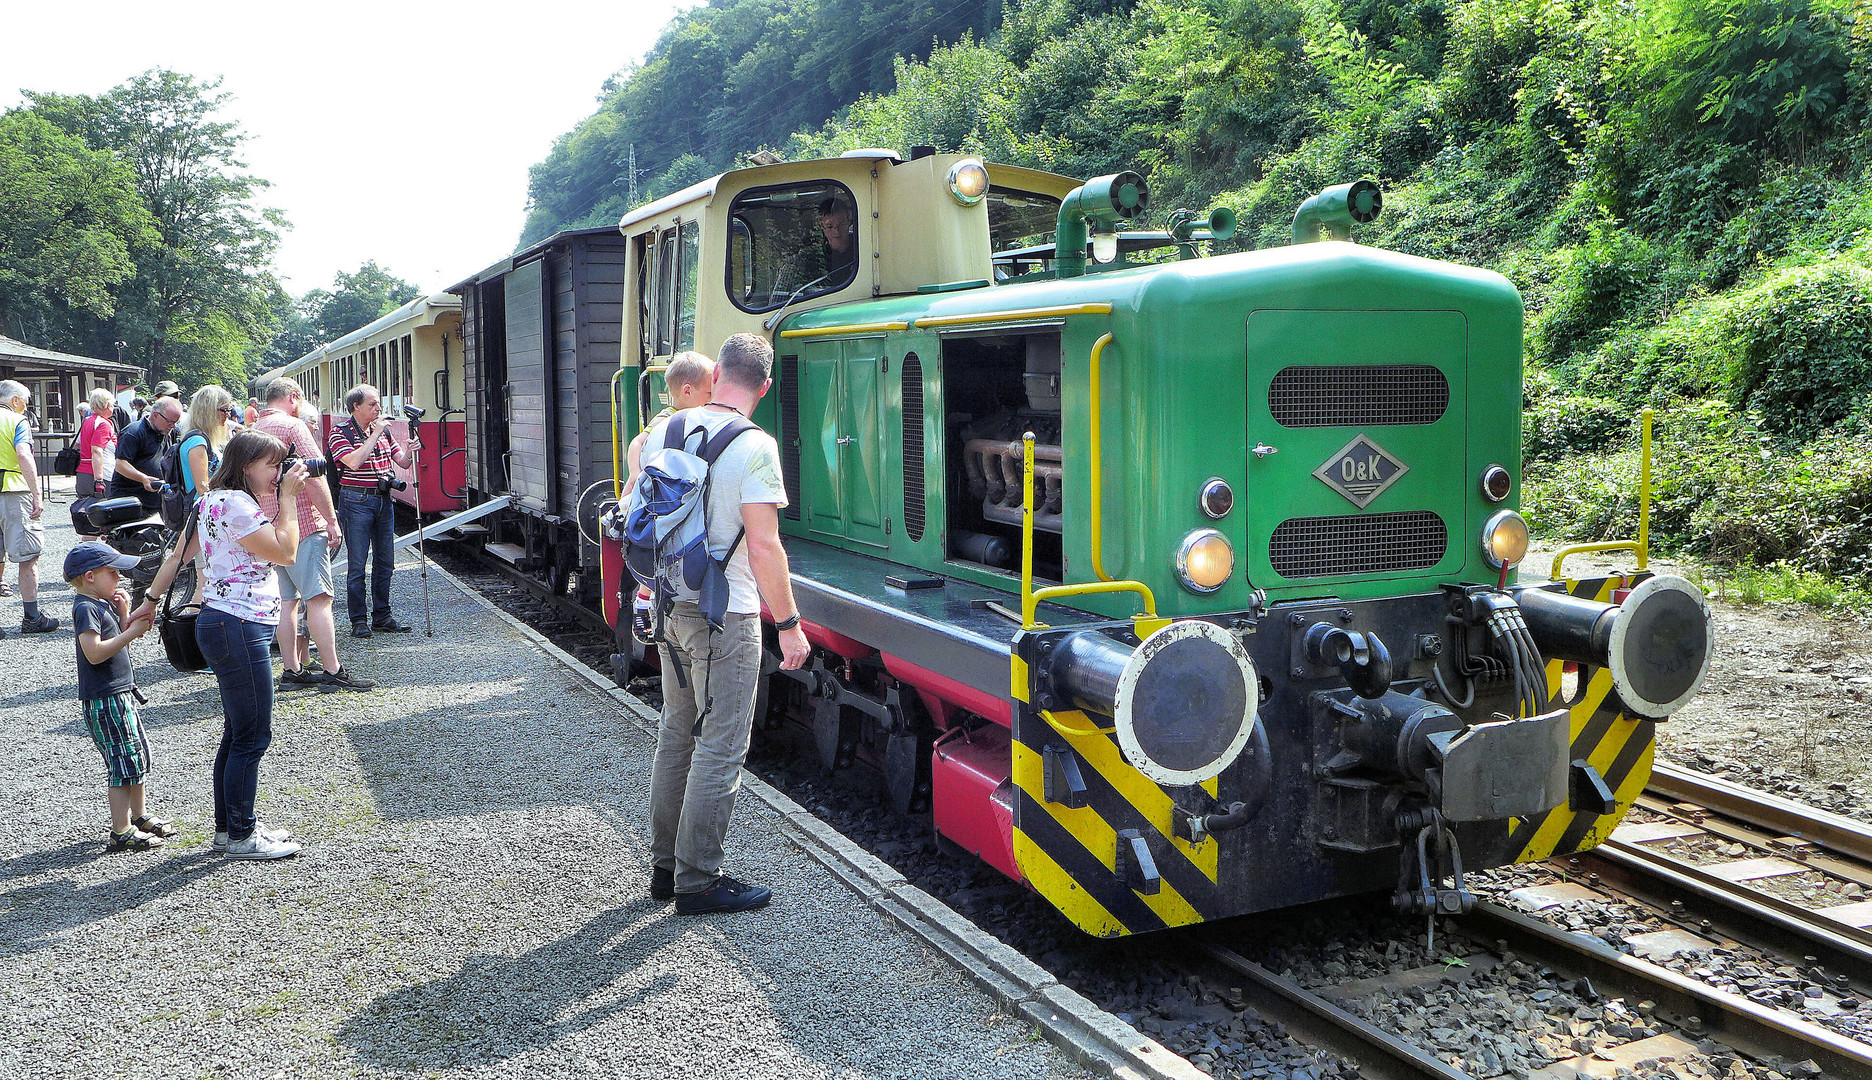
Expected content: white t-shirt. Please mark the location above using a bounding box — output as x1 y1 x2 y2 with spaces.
198 489 283 624
643 406 788 615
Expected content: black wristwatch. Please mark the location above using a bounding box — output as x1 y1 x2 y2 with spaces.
774 614 801 631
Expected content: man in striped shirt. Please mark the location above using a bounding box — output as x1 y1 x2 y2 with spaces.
328 384 420 638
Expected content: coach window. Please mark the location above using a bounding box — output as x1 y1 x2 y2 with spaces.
402 334 414 403
652 228 677 356
726 180 859 313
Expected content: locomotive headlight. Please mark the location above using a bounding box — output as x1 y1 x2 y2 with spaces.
1480 464 1512 502
1176 529 1234 593
947 159 989 205
1482 510 1530 569
1091 226 1119 264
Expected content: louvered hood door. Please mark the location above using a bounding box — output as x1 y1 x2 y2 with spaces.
1243 309 1468 586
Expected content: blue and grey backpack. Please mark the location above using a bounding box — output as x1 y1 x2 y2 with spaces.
621 408 757 640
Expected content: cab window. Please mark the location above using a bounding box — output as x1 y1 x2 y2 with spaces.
988 187 1062 252
642 221 701 357
726 180 859 314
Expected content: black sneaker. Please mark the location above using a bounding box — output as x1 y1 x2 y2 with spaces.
20 612 58 634
675 875 771 915
278 667 326 691
351 621 372 638
321 667 375 691
651 867 675 901
371 617 413 634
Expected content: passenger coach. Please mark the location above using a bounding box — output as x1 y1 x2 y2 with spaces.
259 292 467 516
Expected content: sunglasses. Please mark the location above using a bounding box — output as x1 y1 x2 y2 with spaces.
218 405 237 416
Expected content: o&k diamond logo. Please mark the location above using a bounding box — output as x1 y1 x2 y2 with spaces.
1313 434 1409 509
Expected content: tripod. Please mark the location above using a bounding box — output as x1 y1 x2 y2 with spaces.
407 439 434 637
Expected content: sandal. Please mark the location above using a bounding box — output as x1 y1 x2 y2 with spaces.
108 828 165 852
132 814 177 838
0 582 12 597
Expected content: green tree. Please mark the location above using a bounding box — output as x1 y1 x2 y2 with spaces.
0 111 156 344
27 69 286 390
304 261 423 344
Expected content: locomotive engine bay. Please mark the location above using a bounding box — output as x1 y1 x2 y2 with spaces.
942 330 1065 581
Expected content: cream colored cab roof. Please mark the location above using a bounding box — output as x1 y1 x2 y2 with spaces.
617 154 1080 364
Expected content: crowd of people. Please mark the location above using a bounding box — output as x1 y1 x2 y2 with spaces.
12 373 422 860
39 340 805 915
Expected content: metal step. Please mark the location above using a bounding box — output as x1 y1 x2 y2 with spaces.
449 523 489 536
485 542 526 565
395 494 511 551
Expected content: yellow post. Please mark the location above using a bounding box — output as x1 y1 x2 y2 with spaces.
1636 407 1653 570
1020 431 1039 628
1088 333 1115 582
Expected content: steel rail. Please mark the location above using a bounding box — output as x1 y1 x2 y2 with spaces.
1470 902 1872 1077
1195 942 1473 1080
1574 841 1872 989
1651 763 1872 866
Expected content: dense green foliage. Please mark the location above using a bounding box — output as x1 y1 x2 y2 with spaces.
517 0 1004 244
14 71 289 391
528 0 1872 586
1 70 425 394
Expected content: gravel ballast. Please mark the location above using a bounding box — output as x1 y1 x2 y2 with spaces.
0 490 1091 1080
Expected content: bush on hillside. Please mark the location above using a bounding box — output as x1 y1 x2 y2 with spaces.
1726 259 1872 439
1526 401 1872 578
1523 393 1630 462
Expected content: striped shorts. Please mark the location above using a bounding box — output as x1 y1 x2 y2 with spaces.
82 693 150 787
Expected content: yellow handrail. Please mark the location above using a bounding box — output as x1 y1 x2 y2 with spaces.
778 320 908 339
1088 333 1115 582
1020 432 1157 629
610 368 630 501
912 303 1113 331
1551 407 1653 580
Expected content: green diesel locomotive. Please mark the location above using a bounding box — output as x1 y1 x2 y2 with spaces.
600 151 1715 937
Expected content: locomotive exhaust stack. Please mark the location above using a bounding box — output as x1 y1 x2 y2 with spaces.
1512 575 1714 718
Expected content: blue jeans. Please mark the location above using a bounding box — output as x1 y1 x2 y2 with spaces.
196 607 275 842
339 486 396 624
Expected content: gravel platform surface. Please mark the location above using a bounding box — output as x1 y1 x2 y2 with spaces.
0 493 1091 1080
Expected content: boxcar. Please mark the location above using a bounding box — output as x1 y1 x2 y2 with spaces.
449 226 629 600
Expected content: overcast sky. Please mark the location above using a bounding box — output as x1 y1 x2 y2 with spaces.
3 0 688 297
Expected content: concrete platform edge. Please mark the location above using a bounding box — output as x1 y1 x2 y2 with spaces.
415 555 1200 1080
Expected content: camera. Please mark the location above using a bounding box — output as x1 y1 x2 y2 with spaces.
374 475 408 497
403 404 426 423
280 453 327 480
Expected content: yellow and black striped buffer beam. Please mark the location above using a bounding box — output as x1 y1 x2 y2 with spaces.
1510 574 1658 864
1007 655 1228 937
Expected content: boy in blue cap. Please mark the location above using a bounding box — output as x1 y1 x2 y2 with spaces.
66 541 172 851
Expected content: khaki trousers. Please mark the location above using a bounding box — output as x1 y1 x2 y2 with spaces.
649 603 765 893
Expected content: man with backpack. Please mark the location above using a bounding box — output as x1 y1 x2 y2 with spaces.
631 333 810 916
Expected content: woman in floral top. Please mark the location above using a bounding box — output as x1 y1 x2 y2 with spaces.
140 431 310 861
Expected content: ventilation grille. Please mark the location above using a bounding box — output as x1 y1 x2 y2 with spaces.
1269 365 1449 427
1268 511 1448 578
779 355 801 520
901 355 925 541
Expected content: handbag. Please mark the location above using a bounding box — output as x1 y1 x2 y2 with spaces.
54 444 80 476
158 508 209 673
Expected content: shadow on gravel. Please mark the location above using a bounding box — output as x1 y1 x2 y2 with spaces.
337 900 682 1069
345 684 647 822
0 851 223 958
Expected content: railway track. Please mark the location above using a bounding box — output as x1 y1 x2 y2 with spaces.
430 537 1872 1079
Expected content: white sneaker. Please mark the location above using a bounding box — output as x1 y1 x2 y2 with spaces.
223 832 301 860
213 822 293 851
